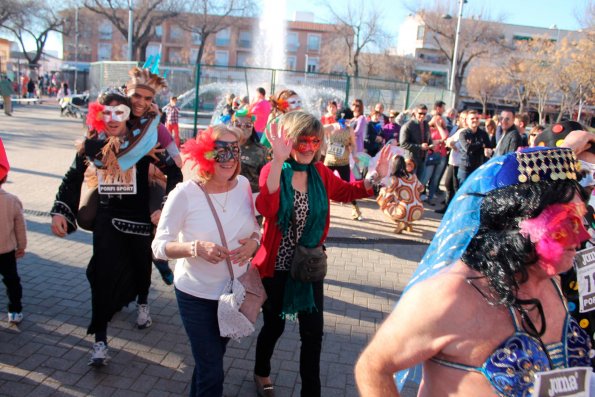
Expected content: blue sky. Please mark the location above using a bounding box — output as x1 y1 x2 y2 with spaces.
286 0 586 33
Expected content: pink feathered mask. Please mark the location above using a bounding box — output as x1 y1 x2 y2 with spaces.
519 202 590 275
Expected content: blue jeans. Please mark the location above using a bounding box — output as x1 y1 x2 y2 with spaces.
175 288 229 397
422 155 448 199
457 168 470 187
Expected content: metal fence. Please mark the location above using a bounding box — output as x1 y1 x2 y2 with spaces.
88 61 454 134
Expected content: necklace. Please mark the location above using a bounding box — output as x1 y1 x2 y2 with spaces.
210 186 230 212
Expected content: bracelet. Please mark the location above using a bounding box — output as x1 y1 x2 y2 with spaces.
190 240 197 258
250 236 261 249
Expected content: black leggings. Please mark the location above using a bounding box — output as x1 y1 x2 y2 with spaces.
326 164 357 206
0 250 22 313
254 271 324 397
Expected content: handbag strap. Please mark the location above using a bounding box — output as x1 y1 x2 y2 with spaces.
195 181 235 281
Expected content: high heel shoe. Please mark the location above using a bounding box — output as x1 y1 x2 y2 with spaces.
254 375 275 397
351 204 363 221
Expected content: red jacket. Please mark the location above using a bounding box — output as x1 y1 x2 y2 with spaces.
253 161 373 278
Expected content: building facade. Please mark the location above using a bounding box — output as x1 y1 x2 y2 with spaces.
62 9 335 73
396 14 583 89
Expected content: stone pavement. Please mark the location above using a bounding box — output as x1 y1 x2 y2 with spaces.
0 104 439 396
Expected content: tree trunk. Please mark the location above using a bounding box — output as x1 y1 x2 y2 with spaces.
138 42 149 63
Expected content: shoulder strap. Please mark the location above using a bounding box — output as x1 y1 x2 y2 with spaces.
195 181 235 280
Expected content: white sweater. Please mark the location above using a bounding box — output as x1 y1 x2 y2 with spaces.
152 176 260 300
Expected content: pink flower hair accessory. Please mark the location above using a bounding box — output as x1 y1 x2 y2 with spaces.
519 202 590 275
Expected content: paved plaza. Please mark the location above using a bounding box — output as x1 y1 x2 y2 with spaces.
0 103 440 396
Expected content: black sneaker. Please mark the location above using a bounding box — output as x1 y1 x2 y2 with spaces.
435 207 447 214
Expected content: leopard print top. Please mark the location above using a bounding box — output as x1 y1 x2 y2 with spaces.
275 190 309 271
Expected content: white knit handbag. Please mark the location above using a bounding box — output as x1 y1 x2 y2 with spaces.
217 279 255 341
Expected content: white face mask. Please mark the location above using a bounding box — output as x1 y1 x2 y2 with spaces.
287 96 302 110
580 160 595 188
102 104 131 123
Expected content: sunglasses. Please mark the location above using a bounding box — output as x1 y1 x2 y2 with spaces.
295 136 322 153
417 112 427 116
214 140 240 163
232 121 253 129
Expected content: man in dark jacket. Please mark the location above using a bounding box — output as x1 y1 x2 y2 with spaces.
494 110 521 156
458 110 490 185
399 104 432 179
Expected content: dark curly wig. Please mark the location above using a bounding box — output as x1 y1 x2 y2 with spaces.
462 179 587 312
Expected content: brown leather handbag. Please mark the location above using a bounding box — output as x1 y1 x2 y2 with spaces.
197 182 266 324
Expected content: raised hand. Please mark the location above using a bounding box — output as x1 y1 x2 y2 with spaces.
266 121 293 163
375 145 392 179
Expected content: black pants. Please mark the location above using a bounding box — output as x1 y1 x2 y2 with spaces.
327 164 357 206
0 250 22 313
444 164 459 206
86 213 152 338
254 271 324 397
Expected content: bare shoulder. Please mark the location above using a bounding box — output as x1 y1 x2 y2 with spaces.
398 262 481 327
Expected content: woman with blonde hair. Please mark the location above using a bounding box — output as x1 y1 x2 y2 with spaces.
152 124 261 397
252 110 391 397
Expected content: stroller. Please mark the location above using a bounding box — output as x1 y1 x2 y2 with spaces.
59 93 89 120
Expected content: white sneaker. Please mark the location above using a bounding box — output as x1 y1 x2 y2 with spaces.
88 342 108 367
7 312 23 324
136 304 152 329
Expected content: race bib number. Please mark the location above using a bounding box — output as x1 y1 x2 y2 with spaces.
532 367 591 397
576 247 595 313
97 166 137 195
327 142 345 157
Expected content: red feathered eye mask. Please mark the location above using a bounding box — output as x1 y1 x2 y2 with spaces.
86 102 106 132
519 202 590 275
181 127 217 177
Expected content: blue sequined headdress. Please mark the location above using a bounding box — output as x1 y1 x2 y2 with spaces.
396 146 580 390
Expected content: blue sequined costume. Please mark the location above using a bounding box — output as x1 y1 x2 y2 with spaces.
431 281 592 397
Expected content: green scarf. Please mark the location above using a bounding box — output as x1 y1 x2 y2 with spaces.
278 158 329 320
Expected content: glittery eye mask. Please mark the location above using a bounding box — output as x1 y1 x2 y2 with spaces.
102 104 131 122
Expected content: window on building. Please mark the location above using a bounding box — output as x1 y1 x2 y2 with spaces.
286 56 296 71
306 57 319 73
416 25 425 40
215 50 229 66
236 52 250 67
155 25 163 38
192 32 202 45
98 21 112 40
287 31 299 52
215 28 231 47
307 34 321 52
98 43 112 60
168 48 182 64
190 48 199 63
238 30 252 49
170 25 183 41
146 44 161 59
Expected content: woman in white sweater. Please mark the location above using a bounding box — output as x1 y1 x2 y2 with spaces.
152 124 260 397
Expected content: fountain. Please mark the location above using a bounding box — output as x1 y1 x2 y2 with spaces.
252 0 287 70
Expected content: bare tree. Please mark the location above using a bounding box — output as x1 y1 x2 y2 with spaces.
1 1 66 76
0 0 30 26
83 0 180 61
521 37 557 124
465 63 501 115
409 2 505 106
497 51 532 114
178 0 254 66
322 0 389 77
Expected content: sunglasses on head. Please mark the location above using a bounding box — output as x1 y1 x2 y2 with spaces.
214 140 240 163
295 136 322 153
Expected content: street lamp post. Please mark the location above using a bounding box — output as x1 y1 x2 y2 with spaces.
74 6 79 94
449 0 465 93
127 0 134 61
